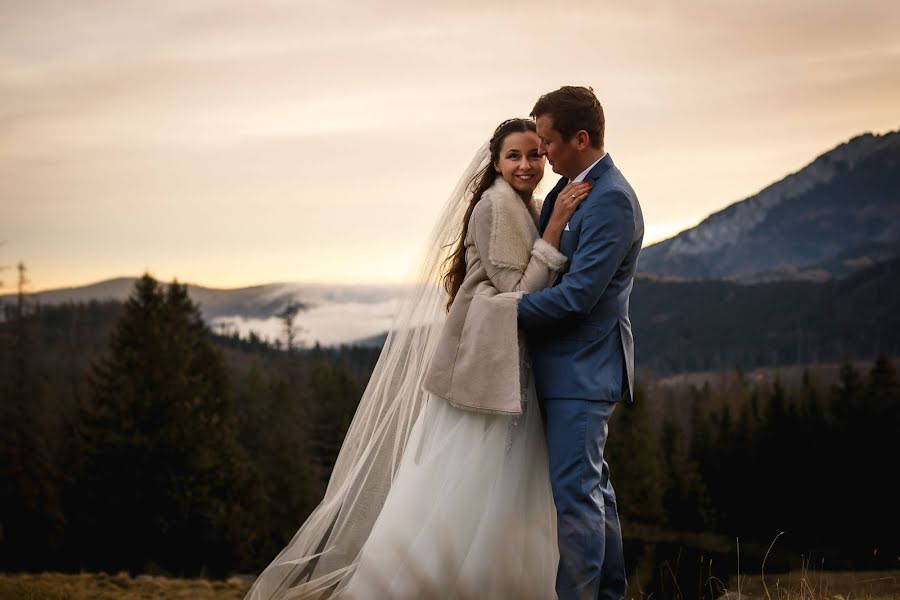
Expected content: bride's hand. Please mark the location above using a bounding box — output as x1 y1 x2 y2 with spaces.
549 182 591 229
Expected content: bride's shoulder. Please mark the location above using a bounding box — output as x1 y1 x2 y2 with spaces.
471 178 541 230
479 177 521 209
471 178 509 221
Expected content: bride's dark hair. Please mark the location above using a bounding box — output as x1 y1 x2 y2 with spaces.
441 118 537 311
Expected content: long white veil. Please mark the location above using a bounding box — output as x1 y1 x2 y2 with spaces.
243 143 491 600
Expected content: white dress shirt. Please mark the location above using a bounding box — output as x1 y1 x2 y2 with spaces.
571 153 607 183
561 153 606 231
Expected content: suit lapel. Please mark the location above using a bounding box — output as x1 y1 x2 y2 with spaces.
587 153 614 182
538 155 615 233
538 176 568 234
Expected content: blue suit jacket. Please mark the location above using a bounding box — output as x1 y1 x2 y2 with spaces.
518 154 644 403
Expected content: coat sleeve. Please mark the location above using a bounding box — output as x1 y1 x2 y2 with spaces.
469 198 567 294
517 189 635 329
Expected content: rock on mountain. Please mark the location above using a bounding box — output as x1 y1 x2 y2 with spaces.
639 129 900 281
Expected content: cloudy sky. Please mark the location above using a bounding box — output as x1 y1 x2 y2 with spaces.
3 0 898 293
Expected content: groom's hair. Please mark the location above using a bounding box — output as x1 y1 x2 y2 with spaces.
531 86 604 150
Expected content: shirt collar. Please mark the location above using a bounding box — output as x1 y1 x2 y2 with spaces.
571 153 607 183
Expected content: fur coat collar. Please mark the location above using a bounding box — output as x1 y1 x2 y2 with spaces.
478 177 542 271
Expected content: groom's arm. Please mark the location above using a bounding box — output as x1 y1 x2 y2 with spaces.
518 189 635 329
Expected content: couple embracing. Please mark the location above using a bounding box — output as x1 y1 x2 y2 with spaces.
245 86 644 600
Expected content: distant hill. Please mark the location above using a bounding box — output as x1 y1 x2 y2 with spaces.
639 129 900 281
1 279 408 347
8 258 897 375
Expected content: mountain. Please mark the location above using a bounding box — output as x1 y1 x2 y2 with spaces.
1 278 408 347
630 258 900 374
639 129 900 281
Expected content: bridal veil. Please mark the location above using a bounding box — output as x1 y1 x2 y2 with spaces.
243 144 492 600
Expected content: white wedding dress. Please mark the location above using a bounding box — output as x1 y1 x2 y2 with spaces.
243 143 559 600
335 378 558 599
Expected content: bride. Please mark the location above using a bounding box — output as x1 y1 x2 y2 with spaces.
244 118 591 600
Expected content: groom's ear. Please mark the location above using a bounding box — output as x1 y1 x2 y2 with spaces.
573 130 589 150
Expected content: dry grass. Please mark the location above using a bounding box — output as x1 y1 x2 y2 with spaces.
3 567 898 600
0 571 253 600
714 536 900 600
723 568 900 600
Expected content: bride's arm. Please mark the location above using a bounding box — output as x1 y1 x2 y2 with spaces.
469 198 567 294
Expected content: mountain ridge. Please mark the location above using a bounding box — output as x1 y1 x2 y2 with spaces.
639 128 900 281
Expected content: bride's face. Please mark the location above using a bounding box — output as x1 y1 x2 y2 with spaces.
494 131 545 198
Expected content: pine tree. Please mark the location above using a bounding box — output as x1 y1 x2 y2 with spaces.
688 382 715 464
306 359 361 485
866 351 898 409
659 418 712 531
74 274 258 574
831 359 863 420
234 365 316 567
858 353 900 558
0 262 59 567
761 376 800 538
606 383 665 524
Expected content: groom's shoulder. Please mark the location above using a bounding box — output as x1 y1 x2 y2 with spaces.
597 162 632 189
583 176 639 227
594 167 638 206
588 179 634 208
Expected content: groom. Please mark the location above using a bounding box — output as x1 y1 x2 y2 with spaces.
518 86 644 600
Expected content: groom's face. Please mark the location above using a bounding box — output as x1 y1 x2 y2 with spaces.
535 114 579 179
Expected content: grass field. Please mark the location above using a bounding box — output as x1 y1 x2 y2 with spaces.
725 569 899 600
1 569 898 599
0 571 252 600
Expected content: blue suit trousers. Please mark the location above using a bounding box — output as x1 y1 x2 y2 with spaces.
539 397 626 600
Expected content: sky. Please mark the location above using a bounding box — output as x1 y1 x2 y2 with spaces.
2 0 899 293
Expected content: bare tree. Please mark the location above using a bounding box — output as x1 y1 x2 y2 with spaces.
16 261 30 319
0 241 9 297
0 241 9 322
277 300 305 354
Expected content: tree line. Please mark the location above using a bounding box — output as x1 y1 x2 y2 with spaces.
0 271 897 576
0 272 366 575
607 355 899 570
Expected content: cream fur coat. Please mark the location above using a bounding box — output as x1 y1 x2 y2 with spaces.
423 176 567 415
